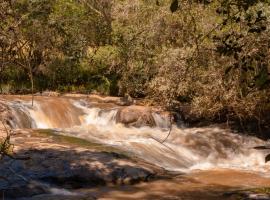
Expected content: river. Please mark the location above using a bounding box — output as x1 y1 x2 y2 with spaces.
1 95 270 199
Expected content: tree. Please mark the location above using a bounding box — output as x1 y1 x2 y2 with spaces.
0 0 113 97
0 0 55 104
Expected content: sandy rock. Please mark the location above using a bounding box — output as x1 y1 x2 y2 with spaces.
116 105 156 127
85 94 134 106
41 91 60 97
0 131 160 199
62 93 89 98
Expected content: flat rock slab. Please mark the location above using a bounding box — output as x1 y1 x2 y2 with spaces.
0 130 162 199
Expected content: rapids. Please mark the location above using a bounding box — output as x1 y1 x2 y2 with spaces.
3 96 270 174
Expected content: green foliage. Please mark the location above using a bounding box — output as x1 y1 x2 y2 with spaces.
0 0 269 126
0 0 114 94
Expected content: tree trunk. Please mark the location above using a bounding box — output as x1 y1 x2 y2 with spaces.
31 74 34 106
0 76 2 94
28 65 34 106
0 66 3 94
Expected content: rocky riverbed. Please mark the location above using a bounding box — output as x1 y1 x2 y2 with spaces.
1 94 270 200
0 129 165 199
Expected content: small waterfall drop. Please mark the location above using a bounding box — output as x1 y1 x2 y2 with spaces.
3 96 270 173
151 112 171 129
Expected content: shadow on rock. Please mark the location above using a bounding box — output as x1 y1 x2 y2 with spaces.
0 148 156 199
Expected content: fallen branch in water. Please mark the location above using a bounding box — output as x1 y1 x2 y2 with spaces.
160 113 173 144
149 136 176 153
148 112 176 153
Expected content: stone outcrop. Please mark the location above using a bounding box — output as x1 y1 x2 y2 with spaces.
86 94 134 106
0 130 162 199
41 91 60 97
116 105 156 127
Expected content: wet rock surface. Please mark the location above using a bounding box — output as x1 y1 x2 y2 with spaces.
40 91 60 97
116 105 156 127
0 130 161 199
0 101 13 128
224 190 270 200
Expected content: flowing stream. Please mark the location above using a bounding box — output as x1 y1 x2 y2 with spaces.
4 96 270 174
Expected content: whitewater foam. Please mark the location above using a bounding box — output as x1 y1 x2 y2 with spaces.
5 97 270 173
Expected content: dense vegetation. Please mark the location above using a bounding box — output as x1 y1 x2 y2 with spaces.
0 0 270 131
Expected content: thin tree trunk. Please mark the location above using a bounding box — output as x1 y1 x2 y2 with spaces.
28 64 34 106
0 76 2 94
30 73 34 106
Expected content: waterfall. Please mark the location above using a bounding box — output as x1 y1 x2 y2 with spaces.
3 96 270 173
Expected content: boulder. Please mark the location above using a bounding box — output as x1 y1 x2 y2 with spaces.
116 105 156 127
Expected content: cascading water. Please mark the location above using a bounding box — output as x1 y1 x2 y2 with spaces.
4 96 270 173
